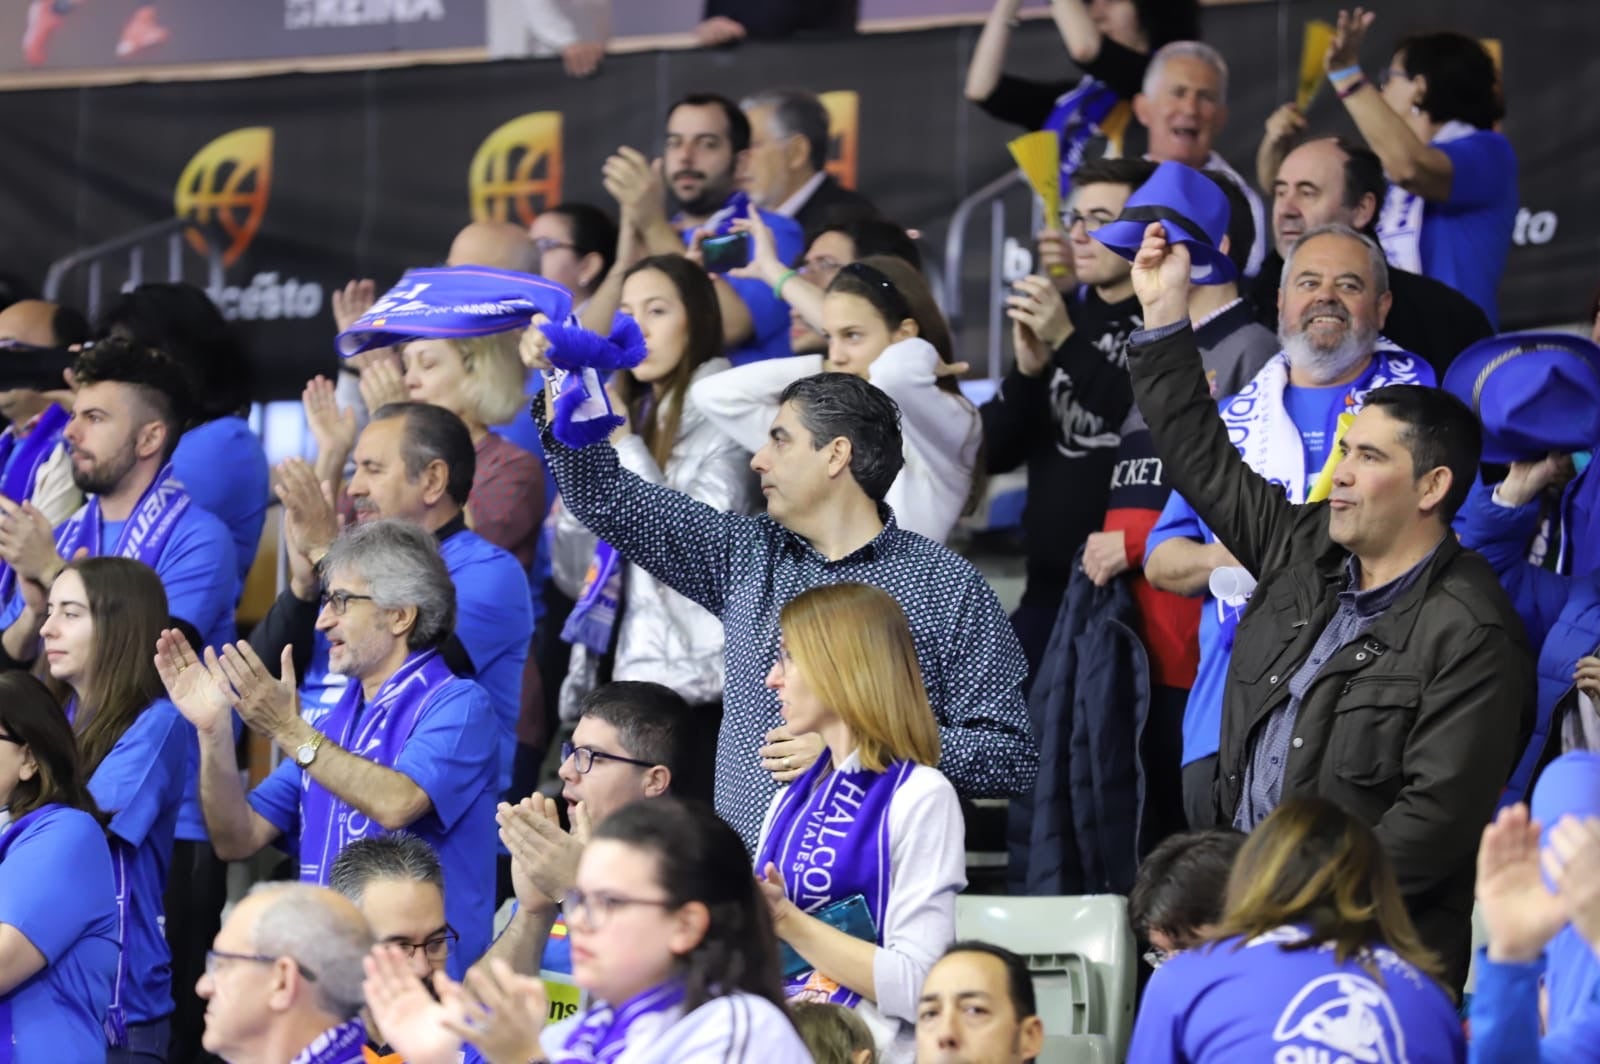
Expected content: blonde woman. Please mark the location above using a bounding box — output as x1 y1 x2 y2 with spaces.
754 583 964 1064
1128 797 1464 1063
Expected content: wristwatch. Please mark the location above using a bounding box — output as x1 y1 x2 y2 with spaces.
294 732 325 768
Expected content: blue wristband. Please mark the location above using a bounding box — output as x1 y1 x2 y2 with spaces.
1329 64 1362 82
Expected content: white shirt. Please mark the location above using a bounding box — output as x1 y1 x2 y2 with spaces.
757 755 967 1064
690 338 982 543
775 171 829 219
1201 150 1268 280
541 991 813 1063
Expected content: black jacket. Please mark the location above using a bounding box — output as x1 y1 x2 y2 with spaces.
1129 322 1534 992
792 175 879 236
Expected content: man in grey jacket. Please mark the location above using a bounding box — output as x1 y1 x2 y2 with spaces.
1122 218 1533 991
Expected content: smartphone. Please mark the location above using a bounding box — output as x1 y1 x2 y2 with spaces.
701 232 751 274
778 893 877 979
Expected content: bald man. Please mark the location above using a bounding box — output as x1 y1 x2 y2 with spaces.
196 883 374 1064
446 220 543 274
0 299 89 526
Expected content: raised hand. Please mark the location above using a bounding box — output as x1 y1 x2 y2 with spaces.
0 496 63 586
217 642 300 745
332 279 377 333
1005 274 1074 361
1548 816 1600 954
1129 222 1193 330
302 376 358 469
1496 454 1564 508
362 946 464 1064
1263 102 1308 145
496 796 583 909
442 961 549 1064
1476 804 1567 963
154 629 237 735
601 148 665 230
1324 7 1375 73
359 356 409 413
728 206 786 286
273 458 340 567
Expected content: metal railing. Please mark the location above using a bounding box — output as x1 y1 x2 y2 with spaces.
942 169 1047 382
42 218 227 322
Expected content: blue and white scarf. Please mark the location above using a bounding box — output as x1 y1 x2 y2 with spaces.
0 404 70 601
55 462 189 571
1375 120 1477 274
753 754 914 1007
288 1019 368 1064
678 190 752 242
554 981 686 1064
1041 76 1128 193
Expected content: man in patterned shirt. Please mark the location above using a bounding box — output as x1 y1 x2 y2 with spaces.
533 371 1038 848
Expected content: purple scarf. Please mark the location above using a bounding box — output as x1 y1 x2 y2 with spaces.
753 755 914 1006
335 267 573 357
288 1019 368 1064
677 190 751 241
55 462 189 571
297 651 456 884
0 806 53 1061
555 981 686 1064
0 404 69 603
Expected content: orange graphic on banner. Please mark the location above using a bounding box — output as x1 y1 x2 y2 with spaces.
469 111 564 227
820 91 859 191
173 127 274 268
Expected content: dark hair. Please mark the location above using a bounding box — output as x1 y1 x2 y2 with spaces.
51 305 90 348
1214 797 1447 990
370 402 477 509
593 798 792 1020
579 681 711 803
38 558 170 780
1395 32 1504 130
620 255 724 472
0 672 102 822
72 335 195 460
1133 0 1202 51
777 373 904 502
939 941 1038 1019
746 88 830 172
329 833 445 903
1323 138 1388 238
545 204 620 292
1128 829 1245 946
1072 157 1160 194
1201 171 1256 278
1361 385 1482 522
669 93 751 154
96 282 250 419
810 216 923 272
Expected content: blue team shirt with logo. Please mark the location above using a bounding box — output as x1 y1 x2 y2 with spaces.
1128 926 1463 1064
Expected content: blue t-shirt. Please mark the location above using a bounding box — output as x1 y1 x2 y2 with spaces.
683 209 805 367
86 699 190 1026
1281 382 1348 493
439 528 534 794
246 677 499 979
1128 927 1462 1064
1423 130 1519 328
172 416 271 592
0 804 119 1064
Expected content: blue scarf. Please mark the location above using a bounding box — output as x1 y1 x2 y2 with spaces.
561 542 623 654
1041 77 1127 194
0 404 69 601
0 806 53 1061
539 317 648 450
334 267 573 357
753 755 914 1006
55 462 189 571
288 1019 368 1064
296 651 457 884
677 190 751 241
555 981 686 1064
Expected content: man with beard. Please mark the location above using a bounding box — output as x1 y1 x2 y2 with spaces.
1127 218 1531 992
602 92 805 366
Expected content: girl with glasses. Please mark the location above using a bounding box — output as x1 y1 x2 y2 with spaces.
365 798 812 1063
695 214 983 546
0 670 119 1063
37 557 191 1063
753 583 964 1064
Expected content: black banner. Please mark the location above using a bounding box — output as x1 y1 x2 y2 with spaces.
0 3 1594 401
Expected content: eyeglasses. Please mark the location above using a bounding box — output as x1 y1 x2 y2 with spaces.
319 589 374 616
534 237 577 255
560 741 657 775
1376 66 1407 89
1063 209 1115 233
560 888 676 931
205 949 318 982
798 256 845 284
380 926 459 963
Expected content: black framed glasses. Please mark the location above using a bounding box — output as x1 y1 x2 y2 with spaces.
1063 208 1116 233
205 949 318 982
533 237 577 255
381 925 459 963
319 589 374 616
561 741 657 775
560 888 676 931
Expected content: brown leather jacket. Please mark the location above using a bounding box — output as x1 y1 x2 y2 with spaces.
1129 323 1534 990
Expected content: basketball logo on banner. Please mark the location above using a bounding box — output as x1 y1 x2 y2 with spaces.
173 127 275 267
469 111 564 226
820 91 859 191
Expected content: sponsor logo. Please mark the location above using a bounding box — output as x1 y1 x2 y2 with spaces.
469 111 564 227
174 127 274 268
819 90 859 191
285 0 445 30
1272 972 1410 1064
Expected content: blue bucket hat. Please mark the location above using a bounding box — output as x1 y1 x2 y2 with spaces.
1442 332 1600 464
1530 751 1600 889
1090 160 1236 286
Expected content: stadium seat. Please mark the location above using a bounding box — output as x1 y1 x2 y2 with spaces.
955 894 1136 1060
1037 1034 1115 1064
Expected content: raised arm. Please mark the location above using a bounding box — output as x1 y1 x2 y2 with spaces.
965 0 1023 102
691 356 821 455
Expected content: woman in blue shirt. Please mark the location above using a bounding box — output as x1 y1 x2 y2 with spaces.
38 558 191 1063
0 670 119 1064
1128 796 1464 1063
